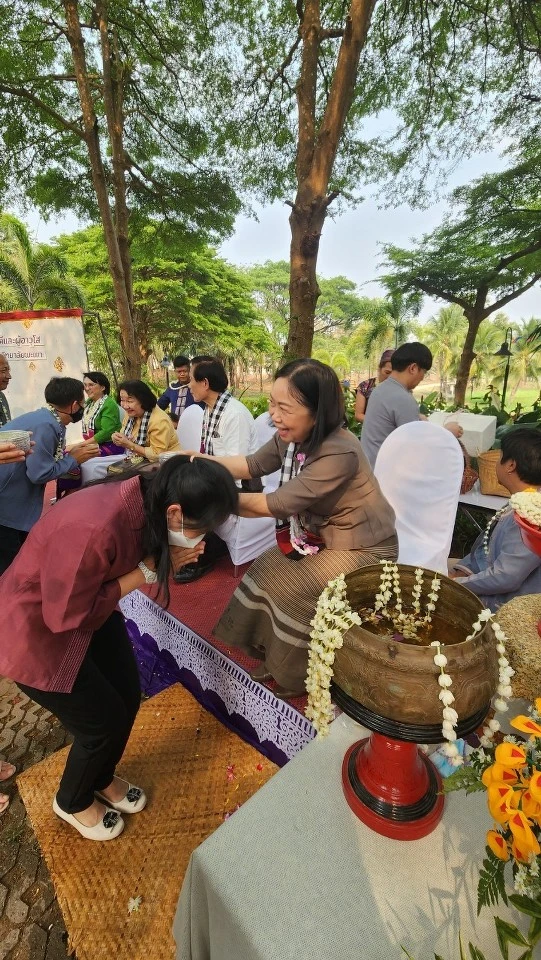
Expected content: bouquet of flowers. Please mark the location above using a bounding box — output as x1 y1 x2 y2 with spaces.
444 698 541 909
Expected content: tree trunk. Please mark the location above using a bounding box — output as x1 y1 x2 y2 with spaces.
64 1 140 378
286 195 327 358
285 0 377 360
454 311 484 406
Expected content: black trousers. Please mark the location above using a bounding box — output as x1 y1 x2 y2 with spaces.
0 525 27 576
18 611 141 814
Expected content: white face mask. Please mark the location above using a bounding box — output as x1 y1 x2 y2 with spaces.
168 518 205 549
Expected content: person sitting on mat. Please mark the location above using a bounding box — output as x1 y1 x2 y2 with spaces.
0 456 238 840
449 429 541 610
188 359 397 699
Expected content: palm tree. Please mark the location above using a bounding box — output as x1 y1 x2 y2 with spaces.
506 318 541 396
0 213 85 310
348 288 423 362
421 305 467 396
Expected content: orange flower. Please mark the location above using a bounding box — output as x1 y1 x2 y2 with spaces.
534 698 541 714
488 784 516 824
530 771 541 803
510 715 541 737
487 829 510 861
494 742 528 768
508 810 540 857
521 788 541 821
511 838 531 863
482 763 519 788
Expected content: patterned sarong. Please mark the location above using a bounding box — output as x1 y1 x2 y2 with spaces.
214 537 398 691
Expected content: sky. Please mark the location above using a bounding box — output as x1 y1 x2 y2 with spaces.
26 147 540 326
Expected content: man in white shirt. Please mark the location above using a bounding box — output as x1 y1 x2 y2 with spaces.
190 358 258 461
176 358 259 582
361 341 463 469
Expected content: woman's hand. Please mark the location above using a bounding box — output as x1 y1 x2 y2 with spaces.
169 542 206 573
111 431 130 448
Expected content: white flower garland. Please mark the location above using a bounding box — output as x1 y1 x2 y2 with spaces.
305 575 362 737
434 610 514 762
510 489 541 528
482 504 510 556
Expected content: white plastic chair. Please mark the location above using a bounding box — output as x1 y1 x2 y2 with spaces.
177 404 204 451
254 411 280 493
374 420 463 574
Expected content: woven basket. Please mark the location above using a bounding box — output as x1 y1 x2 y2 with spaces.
477 449 510 497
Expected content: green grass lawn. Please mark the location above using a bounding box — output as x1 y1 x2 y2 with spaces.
468 387 541 410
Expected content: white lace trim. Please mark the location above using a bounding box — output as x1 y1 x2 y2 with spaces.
119 591 315 759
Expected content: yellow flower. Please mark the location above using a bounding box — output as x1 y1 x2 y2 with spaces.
482 763 519 788
510 715 541 737
508 810 540 858
494 742 527 768
488 784 517 824
487 829 510 861
530 771 541 803
535 698 541 714
521 788 541 821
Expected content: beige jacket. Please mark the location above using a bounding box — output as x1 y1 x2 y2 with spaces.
246 427 396 551
121 405 181 462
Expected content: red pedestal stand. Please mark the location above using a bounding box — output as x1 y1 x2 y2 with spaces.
342 732 444 840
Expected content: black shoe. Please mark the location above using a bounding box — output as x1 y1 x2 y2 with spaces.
174 559 215 584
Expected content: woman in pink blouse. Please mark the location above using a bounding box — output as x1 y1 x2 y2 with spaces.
0 457 238 838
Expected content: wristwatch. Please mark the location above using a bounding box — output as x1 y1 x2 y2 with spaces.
138 560 158 584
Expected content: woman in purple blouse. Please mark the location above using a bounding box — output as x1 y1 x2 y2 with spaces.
0 457 238 838
354 349 394 423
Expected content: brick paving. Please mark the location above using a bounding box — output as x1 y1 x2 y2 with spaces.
0 676 71 960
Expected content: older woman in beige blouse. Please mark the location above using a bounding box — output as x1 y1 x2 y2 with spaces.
193 359 397 698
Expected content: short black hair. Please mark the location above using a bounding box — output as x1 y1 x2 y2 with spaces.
83 371 110 395
192 359 228 393
173 355 190 369
501 428 541 485
117 379 157 412
191 354 215 367
44 377 85 407
274 358 344 456
392 341 433 372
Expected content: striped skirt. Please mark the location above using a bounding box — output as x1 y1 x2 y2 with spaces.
213 537 398 692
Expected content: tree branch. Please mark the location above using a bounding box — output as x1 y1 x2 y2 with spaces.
0 83 84 140
482 274 541 317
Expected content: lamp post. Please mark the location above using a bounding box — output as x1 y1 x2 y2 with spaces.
493 328 513 410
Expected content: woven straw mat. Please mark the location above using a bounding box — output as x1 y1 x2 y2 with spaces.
496 594 541 701
17 683 277 960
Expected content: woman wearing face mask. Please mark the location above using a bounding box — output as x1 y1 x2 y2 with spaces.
0 456 238 839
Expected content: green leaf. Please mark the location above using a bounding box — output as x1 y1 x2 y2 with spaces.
528 914 541 942
495 916 530 958
468 944 487 960
441 765 485 795
477 848 508 914
508 894 541 919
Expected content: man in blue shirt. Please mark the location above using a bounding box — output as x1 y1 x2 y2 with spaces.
157 355 197 426
451 429 541 610
0 377 99 574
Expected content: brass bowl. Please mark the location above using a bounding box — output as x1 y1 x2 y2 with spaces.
332 564 498 742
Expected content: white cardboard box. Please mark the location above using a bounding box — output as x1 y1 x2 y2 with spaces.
428 411 497 456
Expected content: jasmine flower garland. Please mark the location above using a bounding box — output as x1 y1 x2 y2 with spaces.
305 575 362 737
